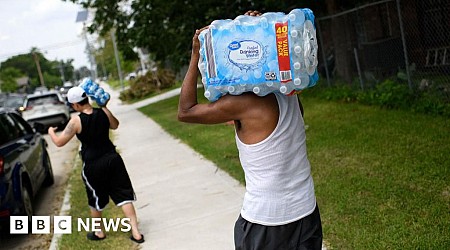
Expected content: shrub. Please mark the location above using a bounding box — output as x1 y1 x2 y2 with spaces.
306 78 449 118
372 80 413 109
119 67 175 102
303 79 359 103
412 83 450 117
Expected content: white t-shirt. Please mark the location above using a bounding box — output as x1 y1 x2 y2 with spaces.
235 93 316 226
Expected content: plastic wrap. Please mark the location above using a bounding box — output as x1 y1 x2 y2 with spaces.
198 8 319 102
78 78 110 106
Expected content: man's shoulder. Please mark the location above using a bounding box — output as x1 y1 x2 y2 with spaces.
219 93 278 115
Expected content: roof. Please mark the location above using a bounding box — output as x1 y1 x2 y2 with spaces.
0 107 18 114
16 77 30 87
26 90 60 99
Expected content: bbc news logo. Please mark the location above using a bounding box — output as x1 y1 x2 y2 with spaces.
10 216 131 234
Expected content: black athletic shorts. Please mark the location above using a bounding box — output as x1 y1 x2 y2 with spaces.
234 204 323 250
81 151 136 210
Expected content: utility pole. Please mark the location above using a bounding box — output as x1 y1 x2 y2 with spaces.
76 10 97 81
32 52 45 87
99 40 107 79
83 23 98 81
59 60 66 83
111 30 124 90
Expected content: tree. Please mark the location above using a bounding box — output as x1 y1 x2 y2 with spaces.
64 0 374 81
75 66 92 80
0 48 76 90
94 34 136 80
56 59 76 83
64 0 326 71
0 67 23 92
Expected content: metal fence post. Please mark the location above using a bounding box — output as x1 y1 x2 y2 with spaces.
396 0 413 91
354 48 364 90
317 21 331 87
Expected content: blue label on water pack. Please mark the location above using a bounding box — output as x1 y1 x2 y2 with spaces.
228 41 241 50
228 40 266 72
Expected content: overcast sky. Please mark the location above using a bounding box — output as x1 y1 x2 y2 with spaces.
0 0 90 69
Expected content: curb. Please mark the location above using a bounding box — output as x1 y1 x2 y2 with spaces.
48 153 80 250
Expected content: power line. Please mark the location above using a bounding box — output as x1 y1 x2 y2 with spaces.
0 39 85 60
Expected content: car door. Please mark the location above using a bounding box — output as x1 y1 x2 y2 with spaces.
10 113 44 187
0 113 40 194
0 113 27 185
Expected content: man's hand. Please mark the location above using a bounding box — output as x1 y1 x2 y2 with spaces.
192 26 209 55
48 126 57 135
244 10 262 16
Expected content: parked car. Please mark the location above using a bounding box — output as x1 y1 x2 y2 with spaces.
20 91 70 132
58 82 75 112
33 86 49 94
2 93 26 114
125 72 137 80
0 108 53 225
0 93 6 107
58 82 74 99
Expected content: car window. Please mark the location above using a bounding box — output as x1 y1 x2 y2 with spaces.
0 114 10 145
10 113 33 135
0 113 23 144
5 96 24 108
27 94 59 107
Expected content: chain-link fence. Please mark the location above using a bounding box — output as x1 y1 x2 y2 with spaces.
316 0 450 98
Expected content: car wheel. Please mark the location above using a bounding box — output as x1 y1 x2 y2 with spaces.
21 182 33 218
43 150 54 186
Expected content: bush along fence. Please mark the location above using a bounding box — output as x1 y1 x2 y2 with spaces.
314 0 449 117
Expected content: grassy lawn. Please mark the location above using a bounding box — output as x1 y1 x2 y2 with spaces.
139 89 450 249
107 79 130 90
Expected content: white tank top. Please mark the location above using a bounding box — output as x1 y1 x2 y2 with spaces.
235 93 316 226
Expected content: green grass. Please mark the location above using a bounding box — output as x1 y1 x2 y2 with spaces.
58 155 138 250
139 89 450 249
124 80 183 104
107 79 130 90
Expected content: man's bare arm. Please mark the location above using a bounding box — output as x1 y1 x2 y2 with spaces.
48 117 80 147
102 107 119 129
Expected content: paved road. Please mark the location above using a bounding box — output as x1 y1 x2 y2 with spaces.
103 84 246 250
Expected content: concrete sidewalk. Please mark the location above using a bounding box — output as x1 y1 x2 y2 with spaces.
102 84 245 250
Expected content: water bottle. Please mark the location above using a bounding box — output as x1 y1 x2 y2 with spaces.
88 82 99 95
198 8 319 102
93 85 110 106
204 86 222 102
97 92 110 106
79 78 93 92
79 78 110 106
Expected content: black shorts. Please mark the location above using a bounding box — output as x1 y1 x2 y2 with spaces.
81 152 135 210
234 204 323 250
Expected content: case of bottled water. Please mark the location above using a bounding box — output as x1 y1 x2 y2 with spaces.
78 78 111 107
198 8 319 102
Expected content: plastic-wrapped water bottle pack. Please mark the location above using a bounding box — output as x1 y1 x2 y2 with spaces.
198 8 319 102
78 78 111 106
